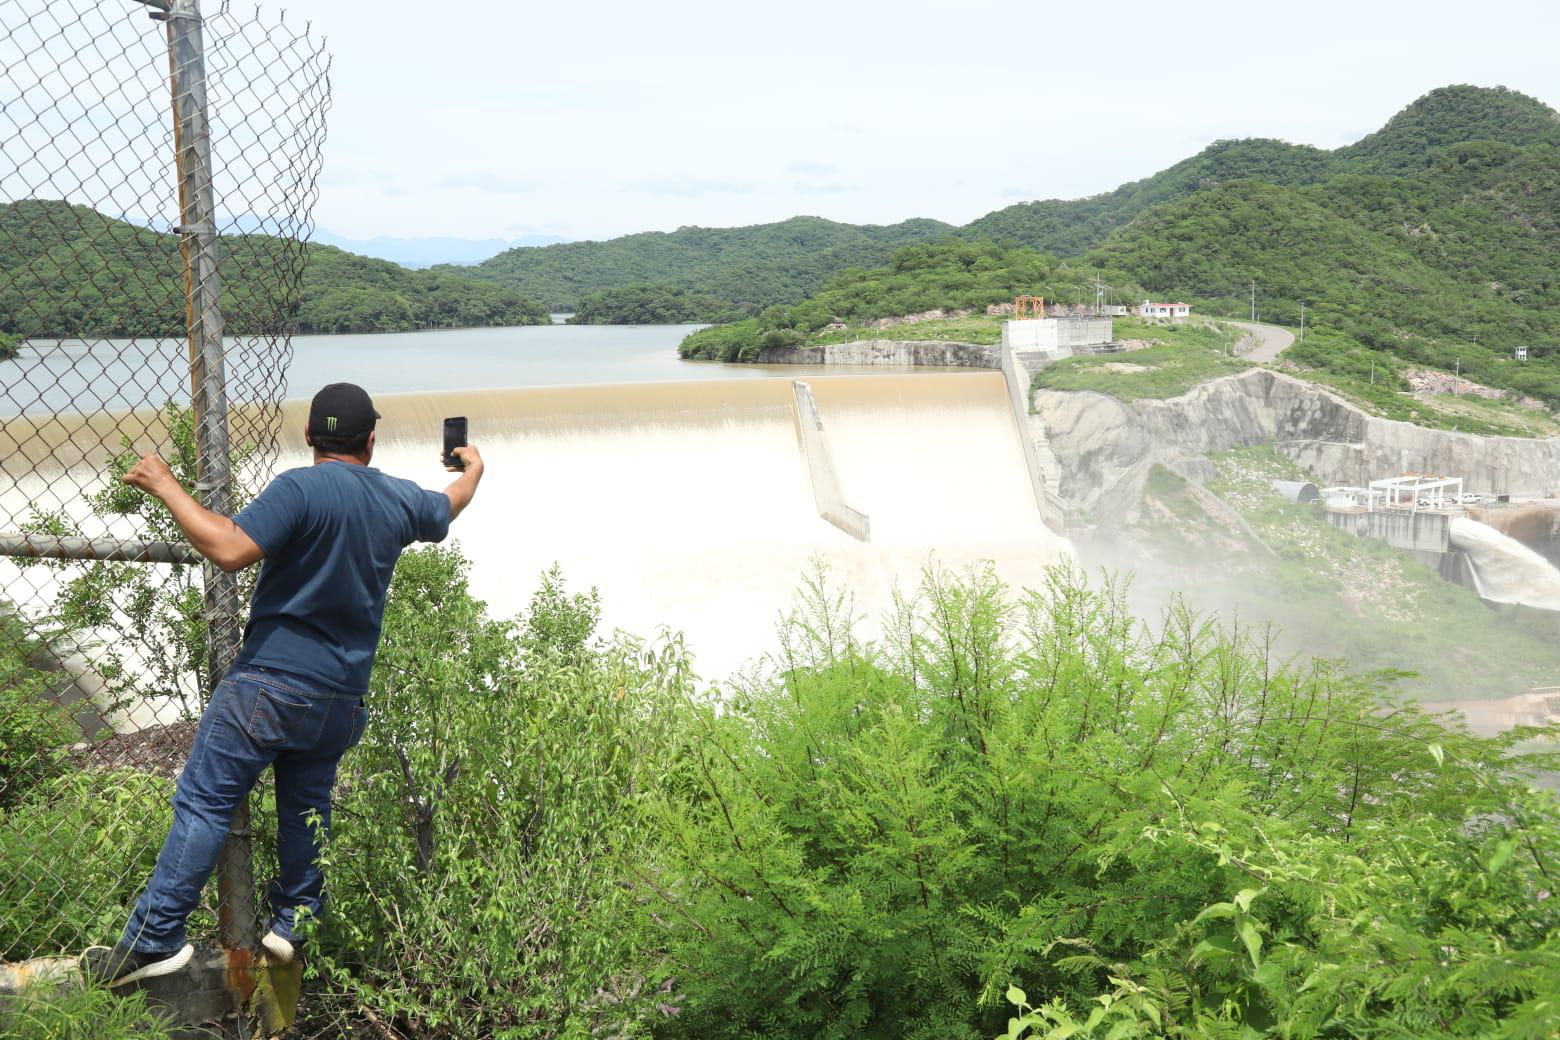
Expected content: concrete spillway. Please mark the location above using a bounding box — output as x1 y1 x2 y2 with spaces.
1449 516 1560 613
1 373 1069 681
248 373 1067 675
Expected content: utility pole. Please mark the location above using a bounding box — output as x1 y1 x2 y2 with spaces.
1095 272 1103 315
1249 280 1256 322
1299 302 1305 341
158 0 256 960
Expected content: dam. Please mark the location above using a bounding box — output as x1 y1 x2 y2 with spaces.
1 370 1071 681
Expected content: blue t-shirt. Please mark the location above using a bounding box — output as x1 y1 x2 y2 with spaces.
231 461 451 694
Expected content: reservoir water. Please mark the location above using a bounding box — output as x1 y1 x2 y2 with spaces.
1 323 1070 685
0 321 968 418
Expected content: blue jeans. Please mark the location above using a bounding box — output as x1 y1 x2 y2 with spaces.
122 667 368 954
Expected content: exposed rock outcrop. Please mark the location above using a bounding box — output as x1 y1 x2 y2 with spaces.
756 340 998 368
1033 368 1560 520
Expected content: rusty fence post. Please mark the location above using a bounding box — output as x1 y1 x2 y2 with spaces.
153 0 259 969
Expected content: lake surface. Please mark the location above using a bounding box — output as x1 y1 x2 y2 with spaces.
0 322 967 416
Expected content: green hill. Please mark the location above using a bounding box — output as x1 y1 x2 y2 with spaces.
671 85 1560 405
468 215 954 311
567 284 750 325
478 86 1558 358
678 239 1148 362
968 86 1557 257
1337 84 1560 174
1089 140 1560 402
0 199 550 338
964 137 1334 257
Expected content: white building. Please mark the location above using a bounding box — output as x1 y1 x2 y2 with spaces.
1137 300 1190 319
1368 475 1463 511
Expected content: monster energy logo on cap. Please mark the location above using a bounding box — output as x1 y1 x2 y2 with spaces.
307 383 381 442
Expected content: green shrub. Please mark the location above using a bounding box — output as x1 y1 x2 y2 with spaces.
644 563 1559 1039
0 616 74 808
307 548 689 1038
0 770 171 960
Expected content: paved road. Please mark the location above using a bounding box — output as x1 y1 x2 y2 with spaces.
1227 320 1296 363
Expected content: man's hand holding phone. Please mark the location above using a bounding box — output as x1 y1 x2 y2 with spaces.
441 441 484 521
446 444 482 476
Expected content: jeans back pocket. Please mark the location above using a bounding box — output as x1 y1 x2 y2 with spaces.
244 681 316 750
346 700 369 750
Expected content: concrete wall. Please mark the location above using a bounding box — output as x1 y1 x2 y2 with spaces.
998 344 1069 534
756 340 998 368
791 381 870 541
1324 506 1451 554
1000 318 1114 353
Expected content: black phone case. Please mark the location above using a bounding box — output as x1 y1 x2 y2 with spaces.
442 417 467 470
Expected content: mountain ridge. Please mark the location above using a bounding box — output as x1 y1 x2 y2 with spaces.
0 199 551 337
468 84 1557 310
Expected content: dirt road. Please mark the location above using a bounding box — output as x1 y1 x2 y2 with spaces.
1228 320 1296 363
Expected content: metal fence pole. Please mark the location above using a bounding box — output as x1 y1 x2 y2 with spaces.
160 0 257 956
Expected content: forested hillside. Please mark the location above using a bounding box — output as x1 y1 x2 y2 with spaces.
672 85 1560 405
476 86 1560 404
469 214 953 310
0 200 549 339
970 85 1556 255
964 137 1335 256
1089 135 1560 402
567 284 749 325
679 240 1147 362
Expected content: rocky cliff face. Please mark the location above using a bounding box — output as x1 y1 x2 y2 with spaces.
1033 368 1560 520
756 340 998 368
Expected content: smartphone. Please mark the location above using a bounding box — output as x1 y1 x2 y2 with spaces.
442 416 468 471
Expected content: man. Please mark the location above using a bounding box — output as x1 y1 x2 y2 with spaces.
81 382 484 987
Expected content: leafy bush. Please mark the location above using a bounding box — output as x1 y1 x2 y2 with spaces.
643 563 1559 1039
23 403 247 719
307 547 689 1038
0 614 73 807
0 770 172 960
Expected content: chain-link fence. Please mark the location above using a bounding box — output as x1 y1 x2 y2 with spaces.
0 0 329 973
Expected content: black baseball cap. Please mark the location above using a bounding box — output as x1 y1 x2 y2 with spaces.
308 382 380 439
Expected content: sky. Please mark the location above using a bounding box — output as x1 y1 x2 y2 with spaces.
307 0 1560 245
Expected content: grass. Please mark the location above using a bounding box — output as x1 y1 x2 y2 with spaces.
1128 447 1557 701
1287 362 1560 437
1032 318 1248 402
806 313 1005 346
1280 328 1559 437
0 983 176 1040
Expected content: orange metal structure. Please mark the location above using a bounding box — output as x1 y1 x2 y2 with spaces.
1013 294 1045 319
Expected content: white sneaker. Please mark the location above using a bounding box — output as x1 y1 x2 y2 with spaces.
80 942 194 988
260 930 295 964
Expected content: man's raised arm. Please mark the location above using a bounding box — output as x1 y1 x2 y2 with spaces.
123 453 264 573
442 444 485 521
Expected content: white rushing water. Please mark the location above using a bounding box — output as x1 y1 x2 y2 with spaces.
1449 516 1560 612
263 373 1072 677
3 324 1069 691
